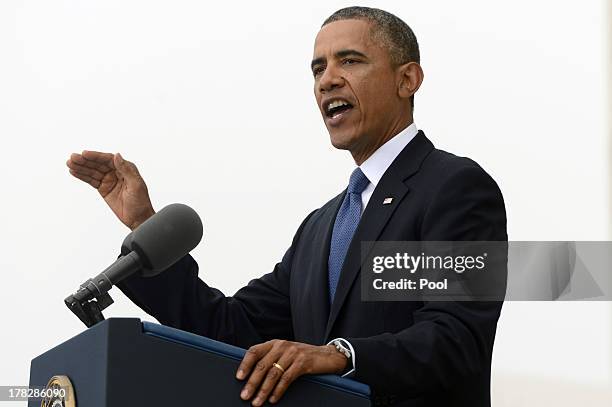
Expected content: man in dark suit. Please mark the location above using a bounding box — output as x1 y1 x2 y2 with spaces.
66 6 506 407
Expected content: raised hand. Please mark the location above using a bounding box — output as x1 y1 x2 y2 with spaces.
66 151 155 230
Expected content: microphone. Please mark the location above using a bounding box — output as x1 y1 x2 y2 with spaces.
65 203 203 327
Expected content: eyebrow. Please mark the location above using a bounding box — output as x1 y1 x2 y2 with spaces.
310 49 368 70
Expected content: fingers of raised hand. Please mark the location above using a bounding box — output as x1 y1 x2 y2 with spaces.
66 158 107 181
68 169 101 188
80 150 115 169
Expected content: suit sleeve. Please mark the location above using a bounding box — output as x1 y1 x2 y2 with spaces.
117 210 316 349
347 164 507 396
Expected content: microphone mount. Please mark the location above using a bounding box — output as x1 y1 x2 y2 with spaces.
64 251 142 327
64 280 114 328
65 233 138 327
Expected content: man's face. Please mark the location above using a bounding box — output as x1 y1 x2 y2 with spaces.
312 19 404 156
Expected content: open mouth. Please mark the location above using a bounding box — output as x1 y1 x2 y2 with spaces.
325 99 354 119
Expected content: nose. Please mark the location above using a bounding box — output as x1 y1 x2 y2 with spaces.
319 63 345 93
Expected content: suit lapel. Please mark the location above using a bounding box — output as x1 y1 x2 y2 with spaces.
308 192 345 344
324 131 434 340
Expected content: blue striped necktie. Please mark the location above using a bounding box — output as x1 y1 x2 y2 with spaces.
328 168 370 303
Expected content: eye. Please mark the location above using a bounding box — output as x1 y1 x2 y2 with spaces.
312 66 325 77
343 58 359 65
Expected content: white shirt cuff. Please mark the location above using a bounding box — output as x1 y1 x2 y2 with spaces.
326 337 356 377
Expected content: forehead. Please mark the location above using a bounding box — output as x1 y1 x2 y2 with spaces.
313 19 376 57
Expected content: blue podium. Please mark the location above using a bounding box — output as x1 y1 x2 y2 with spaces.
28 318 371 406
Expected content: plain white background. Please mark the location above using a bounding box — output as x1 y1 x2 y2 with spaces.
0 0 610 405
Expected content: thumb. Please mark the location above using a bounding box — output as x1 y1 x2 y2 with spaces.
113 153 141 181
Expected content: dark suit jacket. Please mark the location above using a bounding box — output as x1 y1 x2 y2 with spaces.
118 131 507 406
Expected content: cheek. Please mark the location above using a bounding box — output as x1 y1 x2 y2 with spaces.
357 85 390 121
314 88 324 113
353 74 394 113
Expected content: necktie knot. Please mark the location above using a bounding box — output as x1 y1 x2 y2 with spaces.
348 168 369 195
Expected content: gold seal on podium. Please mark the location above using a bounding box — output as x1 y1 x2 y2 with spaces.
40 375 76 407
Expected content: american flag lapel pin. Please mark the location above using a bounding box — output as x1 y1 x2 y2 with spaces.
383 197 393 205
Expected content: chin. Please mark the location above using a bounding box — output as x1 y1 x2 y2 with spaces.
328 129 358 151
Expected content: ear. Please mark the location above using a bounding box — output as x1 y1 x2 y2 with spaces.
397 62 424 101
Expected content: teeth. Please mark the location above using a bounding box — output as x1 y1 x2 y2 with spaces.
327 100 349 111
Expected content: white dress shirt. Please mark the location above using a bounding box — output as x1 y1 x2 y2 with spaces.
328 123 419 377
359 122 419 212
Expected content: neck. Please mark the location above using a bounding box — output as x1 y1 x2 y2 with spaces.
351 115 414 166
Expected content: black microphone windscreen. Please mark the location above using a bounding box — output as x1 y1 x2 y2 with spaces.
130 203 203 274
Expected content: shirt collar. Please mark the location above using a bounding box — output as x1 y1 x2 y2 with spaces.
359 123 419 187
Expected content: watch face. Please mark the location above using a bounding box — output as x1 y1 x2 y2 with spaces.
334 340 350 358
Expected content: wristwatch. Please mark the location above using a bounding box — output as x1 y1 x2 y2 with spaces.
327 337 356 376
332 339 352 359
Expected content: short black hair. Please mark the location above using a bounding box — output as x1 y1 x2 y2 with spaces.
322 6 420 110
